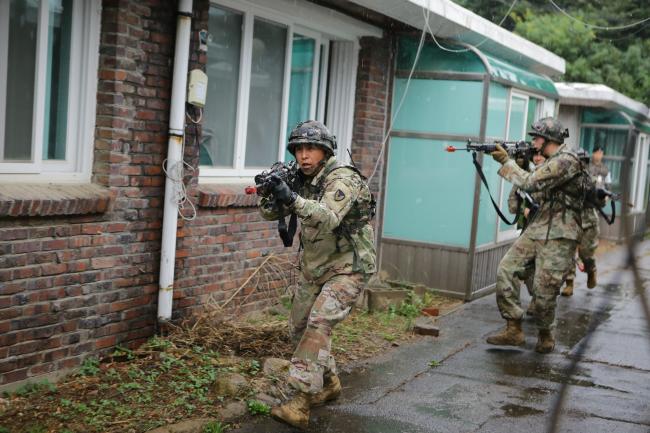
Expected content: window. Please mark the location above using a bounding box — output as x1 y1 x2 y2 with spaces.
0 0 100 181
480 88 543 244
494 92 545 241
201 1 338 179
632 133 649 212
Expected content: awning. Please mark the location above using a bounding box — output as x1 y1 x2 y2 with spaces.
485 54 558 98
396 36 559 99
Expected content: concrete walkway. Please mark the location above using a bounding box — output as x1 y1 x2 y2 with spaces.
233 241 650 433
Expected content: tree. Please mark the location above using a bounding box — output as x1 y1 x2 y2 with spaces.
454 0 650 104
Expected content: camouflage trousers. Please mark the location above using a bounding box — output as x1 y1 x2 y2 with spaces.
287 273 366 394
496 232 577 330
566 223 600 280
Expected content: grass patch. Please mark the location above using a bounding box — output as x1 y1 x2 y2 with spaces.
0 291 460 432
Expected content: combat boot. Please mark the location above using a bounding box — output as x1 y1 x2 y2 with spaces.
486 319 525 346
587 270 597 289
271 392 312 430
535 329 555 354
561 280 574 297
312 374 341 406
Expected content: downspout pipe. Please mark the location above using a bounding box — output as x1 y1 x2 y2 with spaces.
158 0 193 322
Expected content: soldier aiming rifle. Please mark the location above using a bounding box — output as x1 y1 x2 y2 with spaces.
254 120 376 429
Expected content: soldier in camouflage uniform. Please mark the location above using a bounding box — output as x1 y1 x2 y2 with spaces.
507 150 546 315
258 120 376 429
590 145 611 190
561 149 600 296
486 117 588 354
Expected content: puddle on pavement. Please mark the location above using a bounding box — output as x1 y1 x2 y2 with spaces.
554 308 612 348
500 403 545 417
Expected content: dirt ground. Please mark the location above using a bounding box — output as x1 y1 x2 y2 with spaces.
0 291 462 433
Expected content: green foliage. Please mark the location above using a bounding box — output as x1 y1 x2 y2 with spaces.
455 0 650 104
13 380 57 397
429 360 441 367
0 427 10 433
78 357 101 376
388 292 426 319
247 399 271 416
203 421 229 433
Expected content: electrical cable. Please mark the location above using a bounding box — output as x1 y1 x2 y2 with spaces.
367 10 428 183
425 0 518 54
548 0 650 31
368 0 517 182
161 105 202 222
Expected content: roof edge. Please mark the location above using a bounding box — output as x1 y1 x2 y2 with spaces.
556 82 650 119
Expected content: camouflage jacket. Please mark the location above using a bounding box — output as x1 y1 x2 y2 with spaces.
589 162 611 189
507 179 545 230
581 206 599 230
259 156 376 283
498 145 587 240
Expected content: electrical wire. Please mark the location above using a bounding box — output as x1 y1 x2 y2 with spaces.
161 106 203 222
548 0 650 31
367 9 428 183
368 0 518 182
425 0 518 54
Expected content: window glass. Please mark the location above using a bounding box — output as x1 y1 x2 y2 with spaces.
526 98 539 132
43 0 72 161
485 82 507 138
244 18 287 168
202 4 242 167
285 34 315 161
383 138 474 247
499 95 526 231
392 79 483 137
4 0 39 161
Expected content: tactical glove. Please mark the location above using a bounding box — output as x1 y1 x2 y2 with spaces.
491 143 509 165
269 174 297 206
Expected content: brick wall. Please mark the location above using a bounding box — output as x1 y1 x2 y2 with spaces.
352 35 394 196
0 0 395 388
0 0 177 388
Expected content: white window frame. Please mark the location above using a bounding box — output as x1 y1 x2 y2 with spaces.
496 90 536 243
200 0 380 183
0 0 100 183
632 133 649 212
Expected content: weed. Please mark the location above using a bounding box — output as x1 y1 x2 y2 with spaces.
203 421 229 433
429 360 440 367
146 336 173 351
78 357 100 376
0 427 9 433
248 359 261 376
13 380 57 397
247 399 271 416
112 345 135 361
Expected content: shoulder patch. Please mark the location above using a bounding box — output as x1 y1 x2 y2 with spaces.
334 189 346 201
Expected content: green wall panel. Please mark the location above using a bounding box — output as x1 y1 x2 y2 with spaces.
485 82 508 138
397 36 486 73
475 157 500 245
393 79 483 136
383 138 475 247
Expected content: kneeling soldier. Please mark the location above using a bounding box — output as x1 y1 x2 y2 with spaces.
258 120 376 429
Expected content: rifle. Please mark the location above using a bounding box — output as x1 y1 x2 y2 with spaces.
245 160 301 197
446 140 534 226
446 139 534 161
245 161 302 247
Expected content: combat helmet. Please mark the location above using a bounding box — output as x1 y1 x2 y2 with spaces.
287 120 337 156
528 117 570 144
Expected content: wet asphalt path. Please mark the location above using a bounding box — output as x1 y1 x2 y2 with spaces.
233 241 650 433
